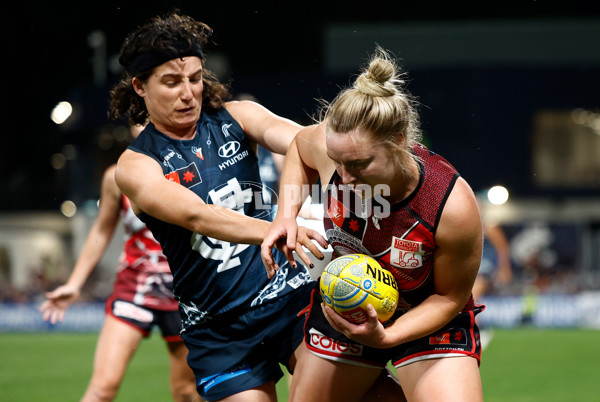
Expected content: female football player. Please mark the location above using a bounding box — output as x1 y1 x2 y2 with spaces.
109 12 327 402
261 47 484 402
40 125 200 402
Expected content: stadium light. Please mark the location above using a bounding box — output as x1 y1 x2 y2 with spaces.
50 101 73 124
60 200 77 218
487 185 509 205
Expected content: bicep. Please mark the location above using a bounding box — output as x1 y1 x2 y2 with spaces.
433 177 483 304
94 165 122 232
226 101 302 155
295 124 335 184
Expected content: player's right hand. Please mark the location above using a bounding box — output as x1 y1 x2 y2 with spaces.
261 217 298 279
295 225 328 271
39 284 81 324
261 218 328 279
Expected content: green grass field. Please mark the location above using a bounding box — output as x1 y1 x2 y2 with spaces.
1 328 598 401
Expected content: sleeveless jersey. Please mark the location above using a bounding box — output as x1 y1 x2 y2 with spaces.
128 108 311 331
112 194 178 311
323 143 474 314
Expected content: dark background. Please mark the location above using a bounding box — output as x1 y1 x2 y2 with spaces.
4 1 600 210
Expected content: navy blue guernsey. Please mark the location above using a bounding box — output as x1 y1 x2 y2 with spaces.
128 108 312 331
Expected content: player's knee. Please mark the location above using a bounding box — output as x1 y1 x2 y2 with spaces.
85 373 122 401
170 378 201 402
83 381 120 402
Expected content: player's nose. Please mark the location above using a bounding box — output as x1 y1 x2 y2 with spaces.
338 166 356 185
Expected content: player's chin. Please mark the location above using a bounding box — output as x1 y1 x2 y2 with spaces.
173 111 199 126
350 183 378 199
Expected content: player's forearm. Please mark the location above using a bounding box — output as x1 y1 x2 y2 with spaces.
387 294 464 346
66 261 97 290
66 226 113 289
275 139 315 221
186 204 271 245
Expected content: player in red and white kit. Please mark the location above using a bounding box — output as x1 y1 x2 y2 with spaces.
109 194 179 317
41 161 200 402
262 48 484 402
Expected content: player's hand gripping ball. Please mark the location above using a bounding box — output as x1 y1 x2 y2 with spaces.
319 254 399 324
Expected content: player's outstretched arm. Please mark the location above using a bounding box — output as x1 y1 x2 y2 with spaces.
40 165 121 324
115 150 327 264
261 128 329 276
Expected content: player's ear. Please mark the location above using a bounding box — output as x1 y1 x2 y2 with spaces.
132 77 146 97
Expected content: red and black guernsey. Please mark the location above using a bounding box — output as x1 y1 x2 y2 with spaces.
323 143 475 313
111 194 178 311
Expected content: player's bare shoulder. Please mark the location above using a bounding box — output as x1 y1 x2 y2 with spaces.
296 124 332 175
115 150 140 189
224 100 266 128
438 177 483 248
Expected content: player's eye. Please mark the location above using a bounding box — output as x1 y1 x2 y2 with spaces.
350 160 370 171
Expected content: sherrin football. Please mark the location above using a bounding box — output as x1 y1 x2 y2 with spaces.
319 254 399 324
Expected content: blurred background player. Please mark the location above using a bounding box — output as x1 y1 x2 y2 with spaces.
40 125 200 402
473 198 513 349
472 224 512 301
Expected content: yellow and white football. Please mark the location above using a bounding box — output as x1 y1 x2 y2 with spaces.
319 254 399 324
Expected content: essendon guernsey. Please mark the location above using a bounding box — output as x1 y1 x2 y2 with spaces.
323 143 474 312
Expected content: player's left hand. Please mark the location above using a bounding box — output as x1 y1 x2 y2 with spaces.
321 303 391 349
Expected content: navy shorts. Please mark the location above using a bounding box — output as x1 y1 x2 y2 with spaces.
304 288 484 369
106 296 182 341
182 282 313 401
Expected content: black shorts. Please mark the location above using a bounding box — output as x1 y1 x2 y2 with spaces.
106 296 183 341
304 288 484 368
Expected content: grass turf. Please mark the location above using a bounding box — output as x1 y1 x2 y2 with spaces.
0 328 598 401
479 328 600 401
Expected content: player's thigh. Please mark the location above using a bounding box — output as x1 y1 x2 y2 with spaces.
218 382 277 402
290 343 382 402
361 366 407 402
396 356 483 402
92 315 144 380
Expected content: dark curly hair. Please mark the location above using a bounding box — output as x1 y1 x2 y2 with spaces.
109 12 231 125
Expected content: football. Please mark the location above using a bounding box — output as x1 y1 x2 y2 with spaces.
319 254 399 324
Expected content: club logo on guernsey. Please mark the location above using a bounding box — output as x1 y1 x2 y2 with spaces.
190 178 254 272
328 196 367 240
221 123 232 137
